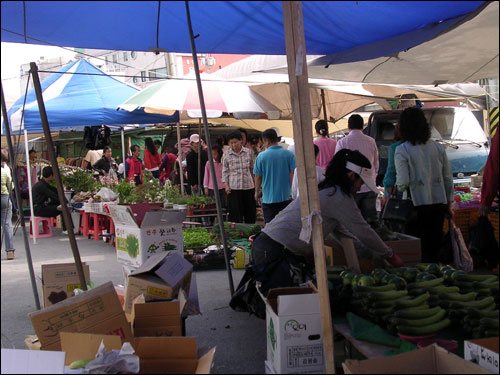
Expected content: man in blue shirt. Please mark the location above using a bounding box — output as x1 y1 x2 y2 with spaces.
254 129 296 223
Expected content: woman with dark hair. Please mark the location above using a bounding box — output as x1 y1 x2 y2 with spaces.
1 149 15 260
314 119 337 170
159 142 178 185
143 137 161 178
92 146 116 176
251 149 404 268
204 145 226 208
395 107 453 262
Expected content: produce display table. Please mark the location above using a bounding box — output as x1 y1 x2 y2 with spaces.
185 208 228 227
333 322 395 359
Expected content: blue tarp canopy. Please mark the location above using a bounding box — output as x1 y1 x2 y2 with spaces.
6 59 179 133
1 1 487 61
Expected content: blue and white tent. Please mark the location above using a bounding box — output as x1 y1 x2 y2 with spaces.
6 59 178 133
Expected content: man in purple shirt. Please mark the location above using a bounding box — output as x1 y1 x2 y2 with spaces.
336 114 380 226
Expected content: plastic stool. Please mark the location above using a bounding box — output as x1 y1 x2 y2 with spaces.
88 213 107 241
29 217 53 238
79 211 90 237
50 217 58 227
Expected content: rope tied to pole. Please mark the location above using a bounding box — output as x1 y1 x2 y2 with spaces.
299 210 323 244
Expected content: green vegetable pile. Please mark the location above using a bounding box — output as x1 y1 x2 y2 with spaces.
334 263 499 338
62 170 97 193
183 228 214 249
186 195 215 206
114 170 168 204
212 222 261 239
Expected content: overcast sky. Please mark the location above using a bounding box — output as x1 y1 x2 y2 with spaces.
1 42 75 103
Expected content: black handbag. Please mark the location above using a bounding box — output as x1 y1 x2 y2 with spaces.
381 187 416 223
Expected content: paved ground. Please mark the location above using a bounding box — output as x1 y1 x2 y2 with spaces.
1 223 266 374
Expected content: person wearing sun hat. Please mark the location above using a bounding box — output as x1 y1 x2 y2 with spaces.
186 133 208 194
251 148 404 268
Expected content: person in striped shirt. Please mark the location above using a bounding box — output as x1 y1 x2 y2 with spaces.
222 130 256 223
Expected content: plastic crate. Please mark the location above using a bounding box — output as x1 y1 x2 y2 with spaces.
83 201 116 214
443 209 499 244
489 212 499 243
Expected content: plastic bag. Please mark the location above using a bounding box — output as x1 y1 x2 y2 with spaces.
96 187 118 202
449 218 474 272
85 340 139 374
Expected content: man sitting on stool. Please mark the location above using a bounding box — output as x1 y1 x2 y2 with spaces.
33 166 66 232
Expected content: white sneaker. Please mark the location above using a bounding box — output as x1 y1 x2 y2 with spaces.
62 230 68 235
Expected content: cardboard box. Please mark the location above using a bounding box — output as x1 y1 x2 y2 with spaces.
1 348 66 374
109 205 186 268
60 332 122 366
24 335 41 350
29 282 133 351
343 344 490 374
124 252 193 314
260 284 325 374
385 233 421 265
131 294 185 337
265 360 277 374
330 232 421 269
464 338 499 374
41 263 91 307
133 337 215 374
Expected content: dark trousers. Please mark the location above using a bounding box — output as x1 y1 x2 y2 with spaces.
151 170 160 179
208 188 226 209
227 189 256 223
354 191 378 224
262 200 291 224
412 204 447 263
34 205 66 230
251 232 286 266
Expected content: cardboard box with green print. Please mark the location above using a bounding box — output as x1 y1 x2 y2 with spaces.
109 204 186 268
259 283 324 374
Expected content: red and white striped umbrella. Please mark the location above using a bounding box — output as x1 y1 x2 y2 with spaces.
118 74 280 119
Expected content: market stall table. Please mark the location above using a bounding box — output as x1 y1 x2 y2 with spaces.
185 207 229 228
333 322 396 359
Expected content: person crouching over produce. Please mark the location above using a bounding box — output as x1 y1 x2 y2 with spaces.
251 149 404 268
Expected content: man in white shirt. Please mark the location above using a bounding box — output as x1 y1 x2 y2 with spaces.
335 114 380 226
82 149 103 170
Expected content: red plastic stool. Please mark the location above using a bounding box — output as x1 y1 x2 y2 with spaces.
79 211 90 237
106 216 115 246
50 217 58 227
88 213 107 241
29 217 53 238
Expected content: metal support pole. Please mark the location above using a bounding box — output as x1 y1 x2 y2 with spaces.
176 122 185 195
24 129 36 244
198 118 202 194
185 0 234 295
29 62 88 291
121 127 126 165
321 89 328 122
1 82 41 310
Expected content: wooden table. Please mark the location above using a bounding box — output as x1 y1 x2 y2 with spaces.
184 208 228 227
333 323 396 359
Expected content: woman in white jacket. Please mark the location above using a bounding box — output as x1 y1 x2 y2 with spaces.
395 107 454 263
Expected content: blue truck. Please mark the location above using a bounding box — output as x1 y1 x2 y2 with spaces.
364 107 490 185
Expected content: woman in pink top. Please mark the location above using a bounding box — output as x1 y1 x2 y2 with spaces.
203 145 226 208
314 119 337 170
